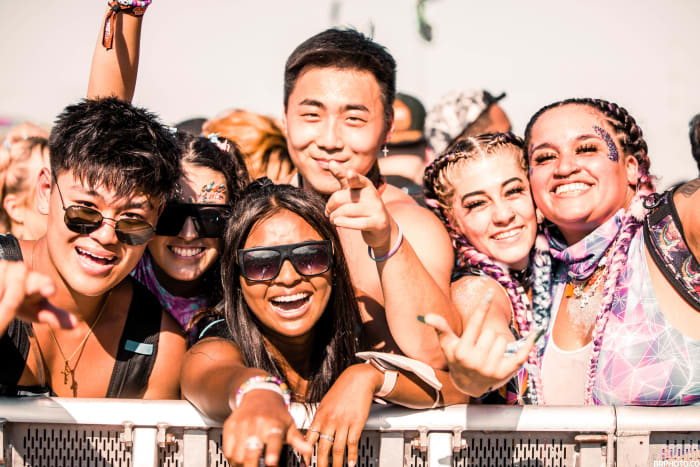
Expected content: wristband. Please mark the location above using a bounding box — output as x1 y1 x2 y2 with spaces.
102 0 152 50
367 222 403 262
234 375 291 409
367 360 398 398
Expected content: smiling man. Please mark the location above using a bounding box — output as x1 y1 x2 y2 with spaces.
0 98 186 398
281 29 459 366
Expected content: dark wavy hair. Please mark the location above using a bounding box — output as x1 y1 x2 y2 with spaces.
220 179 359 403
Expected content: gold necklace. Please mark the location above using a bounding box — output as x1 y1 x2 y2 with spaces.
47 293 110 387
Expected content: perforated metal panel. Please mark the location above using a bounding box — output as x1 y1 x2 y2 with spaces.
453 432 577 467
7 423 131 467
159 427 184 467
649 433 700 462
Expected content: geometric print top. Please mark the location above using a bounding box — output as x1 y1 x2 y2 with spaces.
592 230 700 405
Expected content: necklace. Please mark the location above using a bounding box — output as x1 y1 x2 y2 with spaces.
564 256 608 332
47 293 110 387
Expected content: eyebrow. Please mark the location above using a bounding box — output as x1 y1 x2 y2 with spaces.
298 99 369 113
459 177 523 204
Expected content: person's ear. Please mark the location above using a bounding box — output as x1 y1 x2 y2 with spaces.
36 167 52 215
383 113 395 145
281 107 288 138
3 194 26 225
624 154 639 187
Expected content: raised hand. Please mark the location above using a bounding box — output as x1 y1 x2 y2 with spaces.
0 260 74 335
324 161 396 253
421 290 536 397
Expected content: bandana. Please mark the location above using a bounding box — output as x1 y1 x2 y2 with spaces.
546 209 624 280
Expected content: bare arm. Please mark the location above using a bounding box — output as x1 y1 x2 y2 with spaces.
87 7 143 101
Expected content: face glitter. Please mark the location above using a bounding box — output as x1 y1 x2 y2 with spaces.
197 181 226 203
593 125 619 162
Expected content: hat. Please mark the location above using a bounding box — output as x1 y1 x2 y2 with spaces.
425 90 505 155
388 93 426 146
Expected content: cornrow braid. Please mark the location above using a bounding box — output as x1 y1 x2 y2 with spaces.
583 192 650 404
523 97 655 192
423 132 546 403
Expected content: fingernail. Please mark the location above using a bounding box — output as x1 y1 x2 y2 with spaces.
348 462 356 467
417 315 426 323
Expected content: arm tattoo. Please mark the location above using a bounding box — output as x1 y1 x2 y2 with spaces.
677 178 700 198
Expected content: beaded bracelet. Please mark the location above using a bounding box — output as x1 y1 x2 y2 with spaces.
367 222 403 262
102 0 152 50
234 376 292 409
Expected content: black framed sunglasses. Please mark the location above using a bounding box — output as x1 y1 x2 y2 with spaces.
155 202 231 238
237 240 333 282
53 173 155 246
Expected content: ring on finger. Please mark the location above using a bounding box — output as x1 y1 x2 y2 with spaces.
319 434 335 442
245 436 263 450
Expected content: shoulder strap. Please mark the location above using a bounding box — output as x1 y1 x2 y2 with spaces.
105 280 162 398
643 190 700 311
0 233 23 261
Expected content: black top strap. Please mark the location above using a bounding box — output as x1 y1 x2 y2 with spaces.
105 280 162 398
0 233 23 261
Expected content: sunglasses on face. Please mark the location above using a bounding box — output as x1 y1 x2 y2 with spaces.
155 202 231 238
237 240 333 282
53 174 155 246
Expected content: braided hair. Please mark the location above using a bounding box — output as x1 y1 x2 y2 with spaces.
423 132 550 403
523 98 655 404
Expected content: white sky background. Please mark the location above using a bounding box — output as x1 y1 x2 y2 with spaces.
1 0 699 189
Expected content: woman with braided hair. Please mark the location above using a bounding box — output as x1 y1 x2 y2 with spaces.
525 97 700 405
422 132 549 403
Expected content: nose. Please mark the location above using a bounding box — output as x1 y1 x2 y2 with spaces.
553 151 580 178
274 258 301 285
178 216 198 241
89 217 120 245
316 117 343 151
492 199 516 226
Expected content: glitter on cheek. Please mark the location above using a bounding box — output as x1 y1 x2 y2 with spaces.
593 125 619 162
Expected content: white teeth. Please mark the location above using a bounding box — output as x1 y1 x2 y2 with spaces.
271 292 310 303
76 247 112 261
493 228 521 240
171 247 204 257
555 182 589 195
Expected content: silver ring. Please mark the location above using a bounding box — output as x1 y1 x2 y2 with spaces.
245 436 263 450
319 434 335 442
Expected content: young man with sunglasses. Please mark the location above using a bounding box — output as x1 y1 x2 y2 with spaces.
0 98 186 398
282 29 459 367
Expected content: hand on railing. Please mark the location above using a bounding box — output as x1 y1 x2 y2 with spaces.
222 389 312 466
421 290 536 398
305 363 379 467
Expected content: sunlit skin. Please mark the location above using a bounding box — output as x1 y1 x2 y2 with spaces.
147 163 226 296
528 105 638 245
282 66 391 195
239 210 333 342
40 169 160 299
447 152 536 271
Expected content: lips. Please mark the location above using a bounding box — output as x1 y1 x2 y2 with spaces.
269 292 312 317
76 246 116 265
492 226 523 241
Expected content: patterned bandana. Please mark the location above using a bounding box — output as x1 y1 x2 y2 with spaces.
546 209 624 280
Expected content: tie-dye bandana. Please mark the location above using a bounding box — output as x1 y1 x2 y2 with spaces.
546 210 624 280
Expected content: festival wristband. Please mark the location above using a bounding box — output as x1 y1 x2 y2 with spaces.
234 375 292 409
102 0 152 50
368 221 403 262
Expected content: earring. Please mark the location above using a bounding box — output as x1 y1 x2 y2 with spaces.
381 145 389 158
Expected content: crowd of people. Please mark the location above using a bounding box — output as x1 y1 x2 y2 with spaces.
1 1 699 466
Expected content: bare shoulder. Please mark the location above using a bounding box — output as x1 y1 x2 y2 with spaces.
451 275 512 326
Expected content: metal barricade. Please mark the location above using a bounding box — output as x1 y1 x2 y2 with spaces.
0 397 699 466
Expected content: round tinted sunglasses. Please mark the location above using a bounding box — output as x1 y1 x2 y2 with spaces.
155 202 231 238
53 175 155 246
237 240 333 282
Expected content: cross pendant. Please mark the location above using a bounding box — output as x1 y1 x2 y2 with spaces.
382 146 388 158
61 362 72 385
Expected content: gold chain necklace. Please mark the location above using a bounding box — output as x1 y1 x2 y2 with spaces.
31 240 112 388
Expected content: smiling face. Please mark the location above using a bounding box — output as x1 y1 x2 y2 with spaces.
147 162 227 288
528 104 638 244
282 66 390 195
43 170 160 297
446 151 536 270
239 209 333 339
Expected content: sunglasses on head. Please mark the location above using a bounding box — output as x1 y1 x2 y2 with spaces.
53 173 156 246
237 240 333 282
155 202 231 238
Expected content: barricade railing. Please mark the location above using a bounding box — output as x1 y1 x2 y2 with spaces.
0 397 698 466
